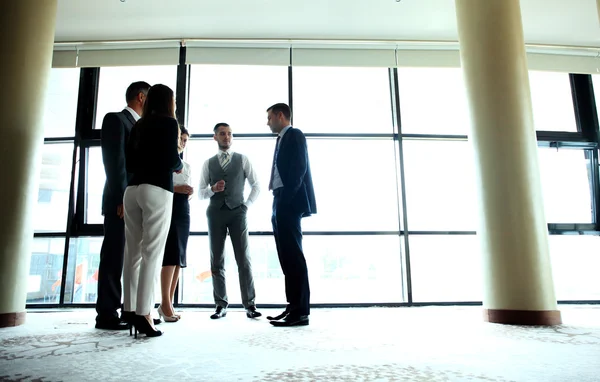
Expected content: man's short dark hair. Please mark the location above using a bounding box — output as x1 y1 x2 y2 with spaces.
267 103 291 120
180 126 189 136
125 81 151 103
213 122 229 133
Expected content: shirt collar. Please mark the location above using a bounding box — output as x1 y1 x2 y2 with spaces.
124 106 141 121
218 149 232 156
279 125 292 137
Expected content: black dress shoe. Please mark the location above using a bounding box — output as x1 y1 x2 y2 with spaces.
266 306 290 321
210 306 227 319
246 306 262 318
270 315 309 327
95 320 130 330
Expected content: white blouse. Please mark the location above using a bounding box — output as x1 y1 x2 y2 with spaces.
173 160 192 187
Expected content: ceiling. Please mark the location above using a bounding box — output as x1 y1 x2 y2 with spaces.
54 0 600 47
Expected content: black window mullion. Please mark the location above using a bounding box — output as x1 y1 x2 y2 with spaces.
570 74 600 141
176 45 188 126
570 74 600 226
391 67 413 304
58 68 98 305
73 68 100 233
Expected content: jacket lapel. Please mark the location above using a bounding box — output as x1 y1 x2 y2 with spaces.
122 109 136 128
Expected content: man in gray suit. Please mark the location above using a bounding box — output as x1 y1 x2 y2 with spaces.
198 123 262 319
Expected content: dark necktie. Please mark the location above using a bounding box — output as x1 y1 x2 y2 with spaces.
268 135 281 191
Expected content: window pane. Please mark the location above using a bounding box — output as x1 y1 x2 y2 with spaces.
186 137 402 232
34 143 73 232
181 236 284 304
293 67 393 134
302 139 401 231
529 71 576 132
398 68 470 135
63 237 102 304
86 147 104 224
549 235 600 300
403 140 477 231
26 238 65 304
181 235 404 304
305 235 404 303
538 148 592 223
42 68 80 137
409 235 482 302
187 65 288 134
398 69 576 134
95 66 177 130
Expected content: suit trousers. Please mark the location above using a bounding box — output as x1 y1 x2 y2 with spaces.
207 203 256 309
95 211 125 321
271 190 310 317
123 184 173 315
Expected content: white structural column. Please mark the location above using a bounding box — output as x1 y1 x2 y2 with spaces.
454 0 561 325
0 0 58 327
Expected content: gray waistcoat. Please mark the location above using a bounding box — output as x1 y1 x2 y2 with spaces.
208 153 245 209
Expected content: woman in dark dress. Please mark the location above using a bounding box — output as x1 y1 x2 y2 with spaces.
158 127 192 322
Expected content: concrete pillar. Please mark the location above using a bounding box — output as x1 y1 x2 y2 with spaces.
0 0 58 327
454 0 561 325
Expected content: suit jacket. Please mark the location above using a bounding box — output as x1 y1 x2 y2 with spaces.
275 127 317 217
101 109 136 215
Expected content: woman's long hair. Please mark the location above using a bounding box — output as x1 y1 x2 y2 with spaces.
142 84 176 118
131 84 178 150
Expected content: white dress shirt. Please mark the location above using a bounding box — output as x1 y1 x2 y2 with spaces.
271 125 292 190
173 160 192 187
124 106 141 121
198 150 261 207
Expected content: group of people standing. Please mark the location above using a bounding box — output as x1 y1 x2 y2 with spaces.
94 81 317 338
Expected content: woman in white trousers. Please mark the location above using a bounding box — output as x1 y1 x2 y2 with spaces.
122 84 183 338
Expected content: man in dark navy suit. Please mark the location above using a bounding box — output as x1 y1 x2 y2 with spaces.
95 81 150 330
266 103 317 327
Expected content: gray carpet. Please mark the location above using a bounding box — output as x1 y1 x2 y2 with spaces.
1 305 599 381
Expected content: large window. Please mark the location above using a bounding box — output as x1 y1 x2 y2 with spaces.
538 148 593 223
86 146 105 225
34 143 74 232
397 68 470 135
42 68 79 137
397 69 577 135
27 55 600 307
62 237 103 304
26 238 65 304
293 67 394 133
187 65 288 134
549 235 600 300
409 235 482 302
529 71 577 132
403 140 477 231
95 66 178 130
181 235 404 304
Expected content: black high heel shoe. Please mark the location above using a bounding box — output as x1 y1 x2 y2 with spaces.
132 315 162 339
120 311 135 336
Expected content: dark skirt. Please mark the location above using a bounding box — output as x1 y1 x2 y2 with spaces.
162 193 190 267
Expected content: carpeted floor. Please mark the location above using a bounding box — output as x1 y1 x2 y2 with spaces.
0 305 599 381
